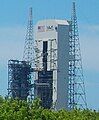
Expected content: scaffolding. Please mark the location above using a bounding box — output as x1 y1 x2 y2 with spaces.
34 71 53 109
8 60 32 100
34 38 57 109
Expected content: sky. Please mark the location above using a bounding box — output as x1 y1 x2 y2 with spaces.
0 0 99 110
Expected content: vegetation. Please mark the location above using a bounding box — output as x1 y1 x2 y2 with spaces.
0 96 98 120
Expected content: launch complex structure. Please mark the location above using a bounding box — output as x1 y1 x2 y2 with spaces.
8 2 87 110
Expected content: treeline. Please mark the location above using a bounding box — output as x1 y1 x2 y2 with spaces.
0 97 98 120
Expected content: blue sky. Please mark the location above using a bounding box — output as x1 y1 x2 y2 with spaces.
0 0 99 110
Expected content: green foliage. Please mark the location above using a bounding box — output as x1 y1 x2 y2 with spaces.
0 97 98 120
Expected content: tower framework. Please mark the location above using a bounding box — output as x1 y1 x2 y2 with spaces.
8 60 32 100
23 7 34 64
68 2 87 109
8 8 34 100
22 7 34 100
7 2 87 109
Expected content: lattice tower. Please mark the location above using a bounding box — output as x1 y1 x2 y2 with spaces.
23 7 34 65
68 2 87 109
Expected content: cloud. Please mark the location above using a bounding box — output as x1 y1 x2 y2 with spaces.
0 26 26 63
79 24 99 71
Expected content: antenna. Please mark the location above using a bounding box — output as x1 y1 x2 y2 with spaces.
68 1 87 109
23 7 34 64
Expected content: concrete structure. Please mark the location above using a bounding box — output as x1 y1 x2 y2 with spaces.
34 19 70 110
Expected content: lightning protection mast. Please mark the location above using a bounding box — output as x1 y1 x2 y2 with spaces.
23 7 34 100
68 1 87 109
23 7 34 64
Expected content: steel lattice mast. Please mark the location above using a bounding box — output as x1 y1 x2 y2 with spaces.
23 7 34 64
23 7 34 100
68 2 87 109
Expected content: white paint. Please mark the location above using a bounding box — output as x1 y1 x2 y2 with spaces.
34 19 70 110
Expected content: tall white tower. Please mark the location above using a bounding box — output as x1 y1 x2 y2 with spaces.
34 19 70 110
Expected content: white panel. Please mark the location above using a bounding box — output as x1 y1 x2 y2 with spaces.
56 24 69 110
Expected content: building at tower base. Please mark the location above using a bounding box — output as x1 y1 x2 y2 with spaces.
8 60 32 100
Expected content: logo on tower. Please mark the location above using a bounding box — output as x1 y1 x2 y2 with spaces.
38 26 45 32
46 25 54 31
38 25 58 32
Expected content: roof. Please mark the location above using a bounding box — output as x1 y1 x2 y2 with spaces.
37 19 69 25
54 20 69 25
